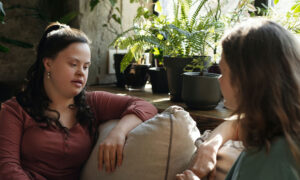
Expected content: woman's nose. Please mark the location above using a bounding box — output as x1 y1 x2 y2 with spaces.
76 67 84 76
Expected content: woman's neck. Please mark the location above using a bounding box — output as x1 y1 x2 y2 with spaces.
49 98 75 111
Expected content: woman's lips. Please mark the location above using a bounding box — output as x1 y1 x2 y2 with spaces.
71 80 83 88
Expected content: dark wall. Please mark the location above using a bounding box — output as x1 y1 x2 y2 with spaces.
0 0 79 102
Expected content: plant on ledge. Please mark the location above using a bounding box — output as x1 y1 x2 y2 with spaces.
179 0 255 108
113 0 224 71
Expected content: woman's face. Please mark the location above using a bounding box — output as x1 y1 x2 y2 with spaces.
44 42 91 99
218 53 238 110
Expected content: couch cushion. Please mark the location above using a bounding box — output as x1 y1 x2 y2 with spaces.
80 106 200 180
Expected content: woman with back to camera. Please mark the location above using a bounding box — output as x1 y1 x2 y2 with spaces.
177 18 300 180
0 22 157 180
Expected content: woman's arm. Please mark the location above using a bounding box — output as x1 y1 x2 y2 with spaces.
189 120 239 179
86 91 157 124
0 100 31 179
98 114 142 172
87 91 157 173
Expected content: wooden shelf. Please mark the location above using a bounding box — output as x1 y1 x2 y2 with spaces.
87 84 232 132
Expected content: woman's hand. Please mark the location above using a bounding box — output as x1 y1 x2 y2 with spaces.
189 140 219 179
176 170 201 180
98 128 126 173
98 114 143 173
189 120 238 179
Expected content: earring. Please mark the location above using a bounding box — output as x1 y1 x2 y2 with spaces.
47 72 51 79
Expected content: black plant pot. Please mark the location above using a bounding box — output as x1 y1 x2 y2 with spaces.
208 63 221 74
113 53 126 88
163 57 193 102
182 72 222 110
148 67 169 94
124 64 150 90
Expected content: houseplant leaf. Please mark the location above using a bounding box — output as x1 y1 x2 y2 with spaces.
291 3 300 13
0 37 33 48
0 44 9 52
58 11 78 24
90 0 100 11
121 50 134 72
109 0 117 7
112 14 121 25
154 1 162 13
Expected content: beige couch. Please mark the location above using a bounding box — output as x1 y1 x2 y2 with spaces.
80 106 243 180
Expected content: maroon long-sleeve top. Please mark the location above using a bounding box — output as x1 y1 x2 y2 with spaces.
0 91 157 180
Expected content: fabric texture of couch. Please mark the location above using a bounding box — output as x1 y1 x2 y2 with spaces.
80 105 244 180
80 106 200 180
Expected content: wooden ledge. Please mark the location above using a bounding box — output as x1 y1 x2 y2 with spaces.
87 84 232 132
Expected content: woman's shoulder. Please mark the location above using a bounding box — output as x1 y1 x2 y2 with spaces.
238 137 299 179
0 97 29 123
86 91 112 102
244 137 294 163
1 97 22 111
86 91 113 98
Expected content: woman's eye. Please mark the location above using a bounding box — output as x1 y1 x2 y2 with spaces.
70 63 76 67
83 66 89 70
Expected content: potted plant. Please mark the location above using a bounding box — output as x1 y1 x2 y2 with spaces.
111 3 167 91
90 0 151 89
161 0 223 102
179 0 255 109
112 0 207 97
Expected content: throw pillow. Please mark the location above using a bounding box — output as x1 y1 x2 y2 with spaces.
80 105 200 180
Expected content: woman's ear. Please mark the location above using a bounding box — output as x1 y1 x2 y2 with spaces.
43 58 53 72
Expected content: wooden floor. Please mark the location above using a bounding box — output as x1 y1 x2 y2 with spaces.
87 84 233 132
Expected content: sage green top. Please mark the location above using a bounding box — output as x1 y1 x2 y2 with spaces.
225 137 299 180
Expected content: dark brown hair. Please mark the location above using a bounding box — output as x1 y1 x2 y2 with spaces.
222 18 300 163
17 22 96 139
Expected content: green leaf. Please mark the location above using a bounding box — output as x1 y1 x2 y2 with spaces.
157 33 164 40
0 44 9 53
153 47 160 56
154 1 162 14
292 4 300 13
115 7 121 13
58 11 78 24
274 0 279 4
121 50 134 72
90 0 99 11
109 0 117 7
0 37 33 48
136 7 144 18
112 14 121 24
190 0 209 29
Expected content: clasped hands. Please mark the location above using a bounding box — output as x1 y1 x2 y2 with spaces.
176 140 219 180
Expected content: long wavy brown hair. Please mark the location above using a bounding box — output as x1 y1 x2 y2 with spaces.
222 18 300 164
